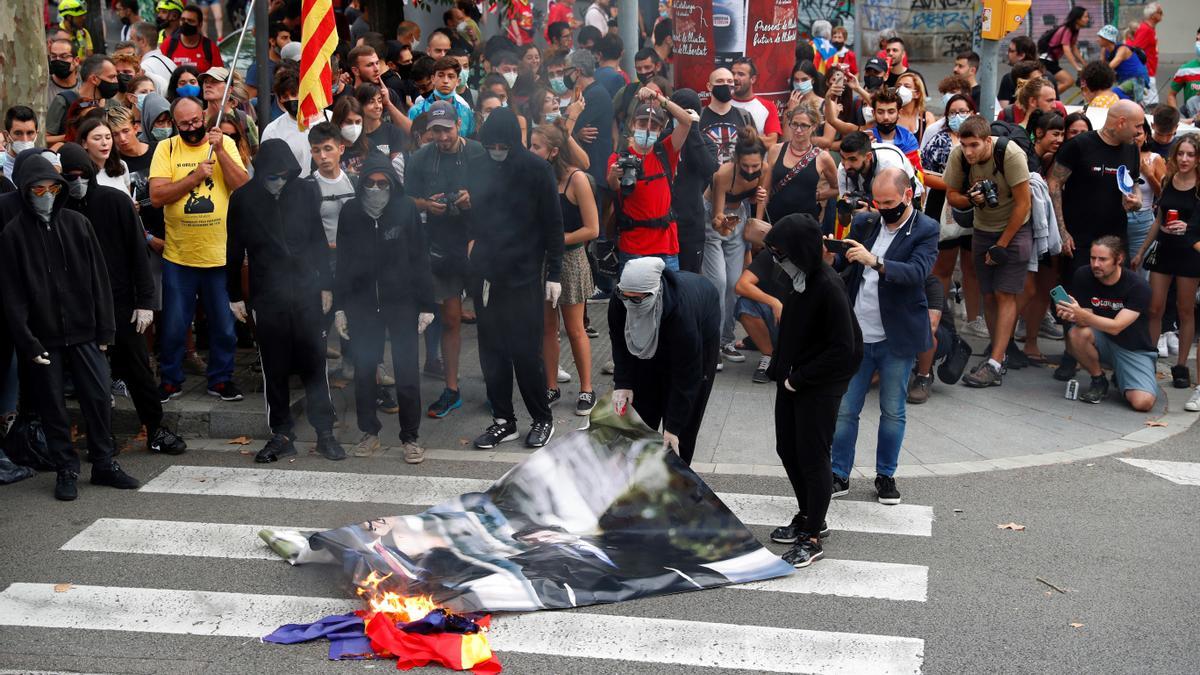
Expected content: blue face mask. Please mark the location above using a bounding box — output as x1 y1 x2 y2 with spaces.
947 113 969 132
176 83 200 99
135 92 149 109
793 79 813 95
633 129 659 149
433 89 453 101
549 76 568 95
545 111 561 123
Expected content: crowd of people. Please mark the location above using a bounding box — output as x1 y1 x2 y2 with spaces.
1 0 1199 568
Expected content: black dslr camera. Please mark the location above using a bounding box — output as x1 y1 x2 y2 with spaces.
972 180 1000 208
439 190 462 217
615 152 643 195
836 191 870 220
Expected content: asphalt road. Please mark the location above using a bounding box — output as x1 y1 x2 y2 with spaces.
0 417 1197 674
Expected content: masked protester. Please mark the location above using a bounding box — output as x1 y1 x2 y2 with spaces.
762 215 863 569
58 143 187 457
0 155 140 501
471 107 565 450
608 257 721 464
225 139 345 463
335 153 436 464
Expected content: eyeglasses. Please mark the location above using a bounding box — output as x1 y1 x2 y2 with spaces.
361 177 389 188
176 117 204 131
789 122 813 131
29 183 63 197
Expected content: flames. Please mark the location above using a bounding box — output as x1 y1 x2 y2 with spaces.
356 570 439 622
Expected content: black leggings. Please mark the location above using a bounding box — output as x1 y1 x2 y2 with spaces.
774 384 841 536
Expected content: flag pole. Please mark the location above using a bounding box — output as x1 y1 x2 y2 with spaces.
208 0 258 160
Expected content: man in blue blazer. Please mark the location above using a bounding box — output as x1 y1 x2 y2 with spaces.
830 167 938 506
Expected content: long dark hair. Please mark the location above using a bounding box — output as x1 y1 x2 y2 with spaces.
76 115 125 177
791 60 826 97
332 95 371 158
1063 7 1087 35
166 65 201 103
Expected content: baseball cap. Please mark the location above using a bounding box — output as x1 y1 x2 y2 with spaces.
280 41 303 62
427 100 458 128
864 56 888 73
1097 25 1120 43
200 66 230 83
633 102 668 126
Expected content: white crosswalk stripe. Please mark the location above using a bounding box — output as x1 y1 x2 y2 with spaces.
1118 458 1200 486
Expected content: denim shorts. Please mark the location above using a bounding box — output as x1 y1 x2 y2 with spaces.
734 296 778 347
1092 330 1158 395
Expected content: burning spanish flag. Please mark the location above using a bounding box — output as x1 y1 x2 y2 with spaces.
297 0 337 130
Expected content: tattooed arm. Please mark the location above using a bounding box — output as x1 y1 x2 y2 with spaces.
1048 161 1073 257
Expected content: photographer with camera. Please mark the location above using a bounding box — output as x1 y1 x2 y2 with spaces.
605 87 695 273
834 131 920 237
943 115 1032 388
407 101 487 420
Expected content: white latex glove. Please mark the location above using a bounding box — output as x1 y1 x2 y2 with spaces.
229 301 248 323
33 352 51 365
545 281 562 308
321 290 333 314
131 309 153 334
334 310 350 340
663 430 680 454
783 378 796 393
417 312 435 334
612 388 633 416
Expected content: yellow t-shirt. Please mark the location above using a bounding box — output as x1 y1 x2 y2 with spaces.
149 136 245 268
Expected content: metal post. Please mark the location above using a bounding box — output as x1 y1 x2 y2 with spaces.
977 38 999 121
255 0 270 126
618 0 638 81
207 0 257 158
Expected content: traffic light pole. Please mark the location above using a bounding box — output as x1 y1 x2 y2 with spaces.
977 38 999 121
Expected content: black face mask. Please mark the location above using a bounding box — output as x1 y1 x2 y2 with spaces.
831 41 845 51
179 23 199 37
739 169 761 181
879 201 908 224
396 63 413 80
178 127 206 145
875 120 897 135
120 16 132 26
156 17 171 30
711 84 733 103
637 71 653 84
97 78 121 99
117 73 132 93
563 71 577 90
864 75 883 90
282 99 299 118
49 59 73 79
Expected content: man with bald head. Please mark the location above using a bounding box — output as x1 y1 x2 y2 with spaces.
828 166 938 506
700 67 754 165
1048 99 1144 380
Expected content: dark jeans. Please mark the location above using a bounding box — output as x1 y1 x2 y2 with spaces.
677 236 705 274
160 261 236 387
254 303 335 437
110 312 164 433
27 342 116 473
348 303 421 442
775 385 841 536
475 281 551 425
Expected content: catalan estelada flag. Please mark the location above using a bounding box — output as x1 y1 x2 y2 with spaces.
298 0 337 130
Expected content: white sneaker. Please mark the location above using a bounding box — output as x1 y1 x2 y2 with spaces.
557 367 572 383
601 360 615 375
1158 333 1170 358
1186 387 1200 412
962 317 989 338
1166 332 1180 356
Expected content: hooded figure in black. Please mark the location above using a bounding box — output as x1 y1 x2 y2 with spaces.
0 154 140 501
763 214 863 568
470 107 565 450
58 143 186 457
226 139 344 463
334 151 436 464
668 88 719 274
608 257 720 465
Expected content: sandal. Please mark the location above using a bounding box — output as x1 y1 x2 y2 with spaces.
1024 352 1050 365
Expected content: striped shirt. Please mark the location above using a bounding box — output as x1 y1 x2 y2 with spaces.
1170 60 1200 110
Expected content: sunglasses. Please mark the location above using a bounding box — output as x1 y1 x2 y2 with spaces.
618 291 649 304
29 183 63 197
362 177 389 188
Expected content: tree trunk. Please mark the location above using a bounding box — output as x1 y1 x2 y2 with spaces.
0 0 51 141
87 0 107 53
361 0 406 40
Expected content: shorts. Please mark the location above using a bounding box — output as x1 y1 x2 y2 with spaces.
734 296 778 347
973 227 1032 295
1091 330 1158 396
433 270 466 303
938 234 972 251
1040 57 1062 75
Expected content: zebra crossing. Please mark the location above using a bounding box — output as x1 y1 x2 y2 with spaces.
1118 458 1200 486
0 460 936 674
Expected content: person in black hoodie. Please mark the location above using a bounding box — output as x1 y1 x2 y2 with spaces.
58 143 187 457
608 257 721 465
470 107 565 450
334 152 436 465
762 214 863 569
668 88 719 274
227 139 346 464
0 154 140 501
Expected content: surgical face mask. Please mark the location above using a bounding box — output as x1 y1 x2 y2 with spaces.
502 71 518 87
10 140 35 155
151 126 174 141
942 91 955 105
176 83 201 99
264 175 287 196
456 20 469 33
362 185 389 218
545 111 561 123
1195 41 1200 57
897 85 914 106
30 191 55 222
549 76 568 95
793 79 813 95
947 112 969 132
66 176 88 199
710 84 732 103
341 123 362 143
633 129 658 148
488 148 509 162
135 92 149 109
778 259 807 293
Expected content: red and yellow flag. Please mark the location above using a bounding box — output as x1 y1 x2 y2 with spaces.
298 0 337 130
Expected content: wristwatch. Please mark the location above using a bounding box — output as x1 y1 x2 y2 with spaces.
871 256 883 271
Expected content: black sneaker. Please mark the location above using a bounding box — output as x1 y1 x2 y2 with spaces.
1171 365 1191 389
426 387 462 418
1053 354 1078 382
207 381 244 401
90 461 140 490
255 433 298 463
422 358 445 379
752 355 771 384
148 426 187 455
546 388 562 407
1079 374 1109 404
376 386 399 413
526 420 555 448
720 344 746 363
315 433 347 461
831 474 849 498
575 391 596 416
770 512 830 543
584 325 600 339
781 539 824 568
158 382 183 403
1005 342 1030 369
875 474 901 505
937 334 973 385
55 470 79 501
474 419 519 449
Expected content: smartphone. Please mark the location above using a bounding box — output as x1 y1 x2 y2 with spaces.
824 238 853 254
1050 285 1071 306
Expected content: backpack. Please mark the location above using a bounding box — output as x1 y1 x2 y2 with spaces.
957 121 1039 183
1036 27 1057 54
163 33 215 67
1124 43 1148 65
3 415 55 472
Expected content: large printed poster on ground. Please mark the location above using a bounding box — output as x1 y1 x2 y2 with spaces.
674 0 799 106
262 404 793 613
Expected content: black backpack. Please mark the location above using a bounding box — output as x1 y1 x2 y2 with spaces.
3 415 55 472
1037 26 1062 54
1124 43 1148 64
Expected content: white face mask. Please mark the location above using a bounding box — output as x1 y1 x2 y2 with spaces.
897 85 914 106
66 176 88 199
456 20 469 33
778 259 807 293
30 191 55 222
341 123 362 143
264 175 287 196
11 140 35 155
362 185 389 218
488 148 509 162
502 71 518 87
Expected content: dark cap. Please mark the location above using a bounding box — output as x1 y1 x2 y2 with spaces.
864 56 888 73
633 102 668 126
427 100 458 128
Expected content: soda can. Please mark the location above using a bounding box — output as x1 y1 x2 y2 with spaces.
1065 379 1079 400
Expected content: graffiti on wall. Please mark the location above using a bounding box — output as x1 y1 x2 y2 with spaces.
859 0 979 59
797 0 855 43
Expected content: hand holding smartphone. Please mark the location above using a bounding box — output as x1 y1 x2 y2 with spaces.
1050 285 1071 306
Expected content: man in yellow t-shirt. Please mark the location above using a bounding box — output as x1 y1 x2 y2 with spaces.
149 97 249 402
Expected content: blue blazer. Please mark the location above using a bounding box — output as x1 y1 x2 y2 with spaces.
837 210 939 358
